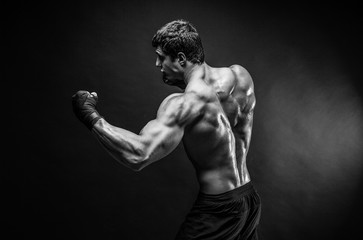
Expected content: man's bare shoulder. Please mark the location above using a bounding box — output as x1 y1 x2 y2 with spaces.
161 93 183 104
157 91 205 127
229 64 254 90
159 88 208 109
228 65 256 114
157 93 183 115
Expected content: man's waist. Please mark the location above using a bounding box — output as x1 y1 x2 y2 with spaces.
197 170 250 195
197 181 256 203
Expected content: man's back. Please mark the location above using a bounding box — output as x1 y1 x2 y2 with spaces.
181 64 256 194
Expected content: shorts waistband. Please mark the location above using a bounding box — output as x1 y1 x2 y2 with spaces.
198 181 256 202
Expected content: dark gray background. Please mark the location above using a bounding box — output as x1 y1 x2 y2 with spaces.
8 1 363 239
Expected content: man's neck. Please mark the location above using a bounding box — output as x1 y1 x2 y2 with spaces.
183 62 208 85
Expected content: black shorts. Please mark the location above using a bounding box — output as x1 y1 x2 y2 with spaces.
175 182 261 240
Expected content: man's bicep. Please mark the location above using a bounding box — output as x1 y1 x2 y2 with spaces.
138 117 184 168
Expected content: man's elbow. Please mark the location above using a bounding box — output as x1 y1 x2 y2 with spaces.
130 161 145 172
131 165 145 172
128 155 149 172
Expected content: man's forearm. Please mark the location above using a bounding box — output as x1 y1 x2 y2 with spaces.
91 118 146 171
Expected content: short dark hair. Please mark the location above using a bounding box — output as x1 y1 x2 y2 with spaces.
152 19 205 64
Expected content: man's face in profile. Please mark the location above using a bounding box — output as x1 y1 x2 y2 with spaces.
155 47 186 89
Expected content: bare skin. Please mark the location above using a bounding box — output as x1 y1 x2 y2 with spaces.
91 47 255 194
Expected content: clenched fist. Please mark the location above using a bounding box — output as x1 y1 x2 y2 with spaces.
72 90 103 130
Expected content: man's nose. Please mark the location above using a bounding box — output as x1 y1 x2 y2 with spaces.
155 58 161 68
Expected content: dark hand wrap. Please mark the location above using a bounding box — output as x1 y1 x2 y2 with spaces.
72 90 103 130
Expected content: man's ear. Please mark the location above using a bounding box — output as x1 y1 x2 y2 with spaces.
177 52 187 66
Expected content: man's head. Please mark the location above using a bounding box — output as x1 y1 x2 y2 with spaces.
152 20 205 88
152 19 204 64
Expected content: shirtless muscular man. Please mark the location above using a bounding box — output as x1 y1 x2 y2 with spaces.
72 19 261 240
